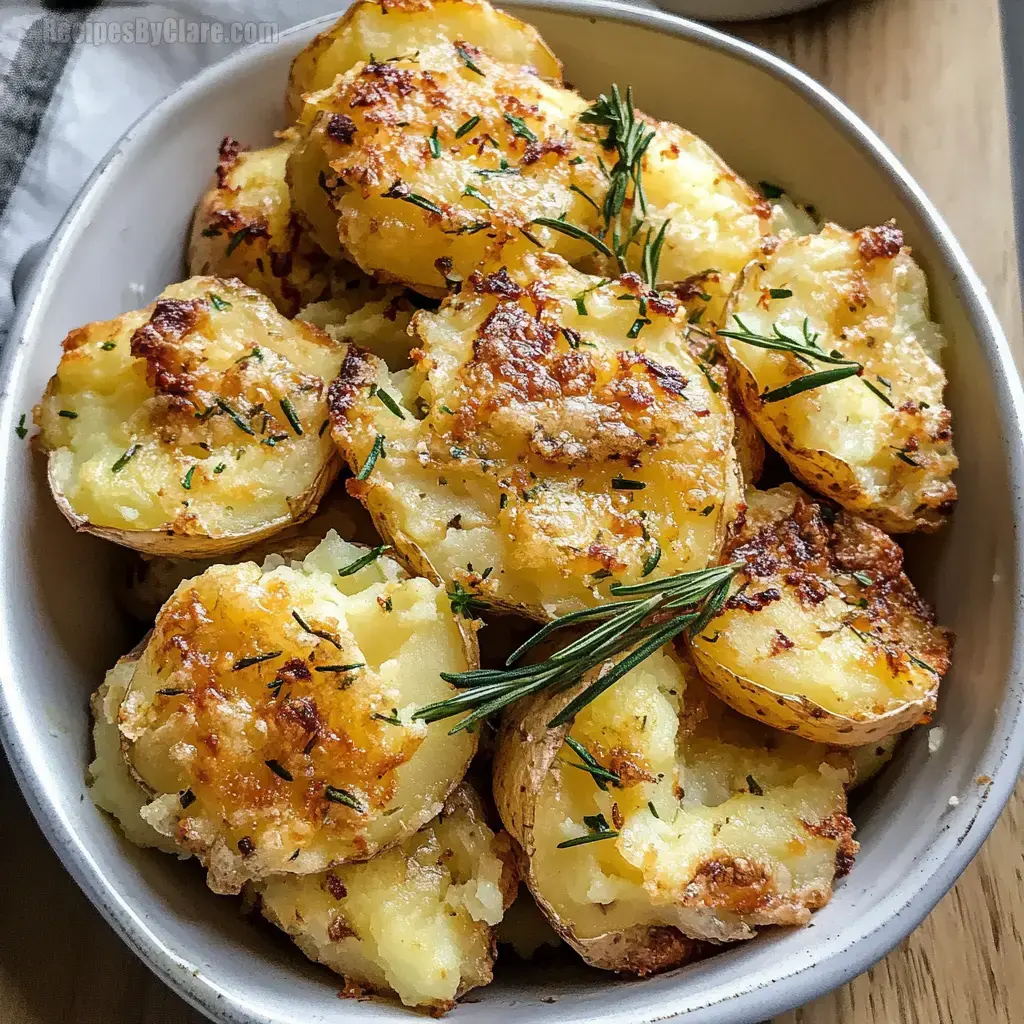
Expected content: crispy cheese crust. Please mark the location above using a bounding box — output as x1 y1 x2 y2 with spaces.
287 34 598 288
719 223 958 531
259 785 517 1010
285 0 563 119
188 138 332 317
35 277 345 556
493 646 855 971
328 253 741 620
287 26 772 312
118 533 478 894
689 484 952 745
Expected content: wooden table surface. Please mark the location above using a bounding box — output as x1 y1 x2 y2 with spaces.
1 0 1021 1021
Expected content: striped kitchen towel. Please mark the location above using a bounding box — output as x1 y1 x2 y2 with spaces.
0 0 340 343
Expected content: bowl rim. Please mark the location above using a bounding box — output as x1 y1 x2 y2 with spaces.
1 2 1022 1022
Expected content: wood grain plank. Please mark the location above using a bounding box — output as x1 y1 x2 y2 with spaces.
0 0 1018 1022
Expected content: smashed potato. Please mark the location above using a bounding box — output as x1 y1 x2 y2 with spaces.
287 31 599 288
35 277 344 556
188 138 331 317
89 652 183 856
286 0 562 118
118 532 478 894
328 253 741 620
259 784 516 1011
689 484 952 745
494 645 856 970
719 223 957 531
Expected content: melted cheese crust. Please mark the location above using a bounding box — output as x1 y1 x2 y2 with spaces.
288 38 772 316
531 648 854 945
720 223 958 530
329 253 740 619
689 484 951 735
118 532 476 893
259 785 513 1010
288 38 599 286
35 277 344 547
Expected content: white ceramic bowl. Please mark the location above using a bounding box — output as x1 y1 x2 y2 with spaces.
1 4 1022 1022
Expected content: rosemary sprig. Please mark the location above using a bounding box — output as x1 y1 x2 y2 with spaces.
579 85 656 225
718 314 892 406
413 562 741 734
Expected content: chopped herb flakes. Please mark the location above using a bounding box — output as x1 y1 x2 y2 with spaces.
504 113 538 143
337 544 387 577
292 610 343 648
208 292 232 311
181 465 195 490
216 398 255 436
375 388 405 418
455 115 480 139
641 543 662 577
233 650 283 670
111 444 141 473
279 397 303 435
266 759 293 782
356 434 386 480
455 44 484 75
324 785 365 811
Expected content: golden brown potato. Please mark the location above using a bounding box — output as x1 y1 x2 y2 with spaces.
35 277 345 557
494 644 856 971
718 223 958 531
117 532 479 894
689 484 952 746
286 0 563 120
328 253 741 621
259 784 517 1011
286 29 598 286
188 138 332 317
288 36 772 308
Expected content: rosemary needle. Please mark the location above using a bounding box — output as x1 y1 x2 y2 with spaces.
413 562 742 734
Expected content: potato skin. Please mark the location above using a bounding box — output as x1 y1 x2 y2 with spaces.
286 0 563 119
719 224 957 531
34 277 345 557
118 491 378 623
188 138 332 317
690 484 952 745
118 536 479 894
492 684 705 975
328 253 742 621
494 648 855 971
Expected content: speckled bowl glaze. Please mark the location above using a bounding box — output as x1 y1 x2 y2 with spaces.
1 3 1022 1022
